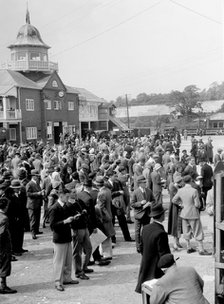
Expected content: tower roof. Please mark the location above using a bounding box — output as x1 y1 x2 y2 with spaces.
8 8 50 49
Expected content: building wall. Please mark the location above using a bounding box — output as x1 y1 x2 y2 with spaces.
20 88 42 143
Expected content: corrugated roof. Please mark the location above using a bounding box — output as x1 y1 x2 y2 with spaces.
116 104 173 118
65 85 80 94
74 87 103 103
0 69 39 90
209 112 224 120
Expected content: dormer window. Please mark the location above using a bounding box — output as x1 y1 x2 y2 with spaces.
52 80 58 88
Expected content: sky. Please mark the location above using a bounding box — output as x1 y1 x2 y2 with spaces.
0 0 223 101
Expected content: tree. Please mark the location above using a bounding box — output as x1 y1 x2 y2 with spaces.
170 85 201 117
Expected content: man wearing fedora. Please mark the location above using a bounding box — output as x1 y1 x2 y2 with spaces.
150 253 210 304
7 180 28 255
131 175 155 253
26 169 45 239
135 204 170 294
95 176 115 259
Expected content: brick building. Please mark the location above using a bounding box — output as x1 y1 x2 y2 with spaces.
0 9 79 144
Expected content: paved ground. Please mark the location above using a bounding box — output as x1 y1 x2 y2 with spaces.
1 135 217 304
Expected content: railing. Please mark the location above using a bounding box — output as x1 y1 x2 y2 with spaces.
0 110 22 120
1 60 58 72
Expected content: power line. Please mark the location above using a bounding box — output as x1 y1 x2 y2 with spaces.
51 0 163 58
169 0 222 25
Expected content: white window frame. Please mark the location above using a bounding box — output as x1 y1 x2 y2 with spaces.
54 100 62 110
68 101 74 111
9 128 16 141
47 121 53 139
26 127 37 140
45 99 52 110
25 99 34 111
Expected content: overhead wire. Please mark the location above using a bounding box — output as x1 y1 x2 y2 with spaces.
51 0 163 57
169 0 222 25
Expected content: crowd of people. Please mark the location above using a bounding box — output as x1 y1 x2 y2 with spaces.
0 131 215 300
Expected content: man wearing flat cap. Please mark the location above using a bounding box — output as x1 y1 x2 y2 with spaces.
135 203 170 294
131 175 155 253
150 253 210 304
26 169 45 239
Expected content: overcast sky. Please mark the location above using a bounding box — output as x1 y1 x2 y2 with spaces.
0 0 223 101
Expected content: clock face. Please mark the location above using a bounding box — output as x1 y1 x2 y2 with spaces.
58 91 64 98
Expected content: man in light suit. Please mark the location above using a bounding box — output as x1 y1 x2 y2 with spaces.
26 169 45 239
172 175 211 255
150 253 210 304
131 175 155 253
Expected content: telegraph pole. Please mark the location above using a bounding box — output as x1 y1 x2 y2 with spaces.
125 94 130 129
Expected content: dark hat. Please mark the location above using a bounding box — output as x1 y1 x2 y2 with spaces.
10 179 22 189
182 149 187 153
0 181 10 190
31 169 40 176
137 175 146 184
150 204 165 217
158 254 175 269
3 171 12 180
183 175 192 183
118 165 126 172
95 176 104 187
18 168 27 180
47 166 55 173
83 179 92 187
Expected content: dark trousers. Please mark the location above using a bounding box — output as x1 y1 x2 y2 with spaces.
28 207 41 234
10 220 24 253
134 215 151 252
112 205 131 242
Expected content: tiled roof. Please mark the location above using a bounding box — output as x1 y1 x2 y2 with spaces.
0 69 39 90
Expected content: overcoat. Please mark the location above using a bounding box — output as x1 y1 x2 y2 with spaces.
135 221 170 293
0 211 12 277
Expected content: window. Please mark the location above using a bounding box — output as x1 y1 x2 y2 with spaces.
213 123 218 128
68 101 74 111
52 80 58 88
30 52 40 61
54 100 62 110
9 128 16 141
219 122 223 128
26 99 34 111
47 122 53 139
26 127 37 140
17 52 26 61
45 100 52 110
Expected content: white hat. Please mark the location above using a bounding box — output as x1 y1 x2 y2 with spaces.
154 163 161 171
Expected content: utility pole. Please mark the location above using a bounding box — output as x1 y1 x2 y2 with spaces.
125 94 130 129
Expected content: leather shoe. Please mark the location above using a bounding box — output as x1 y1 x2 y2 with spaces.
55 285 64 291
36 231 43 235
63 280 79 285
20 249 28 253
11 256 18 262
32 233 37 240
95 260 111 266
13 252 22 256
199 250 212 256
102 257 112 261
88 261 95 266
187 248 196 254
0 286 17 294
126 220 134 224
83 268 94 273
125 238 135 242
76 273 89 280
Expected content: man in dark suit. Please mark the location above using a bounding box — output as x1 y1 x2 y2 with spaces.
150 253 210 304
0 197 17 294
135 204 170 294
49 186 79 291
131 175 155 253
26 169 45 239
199 159 213 202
